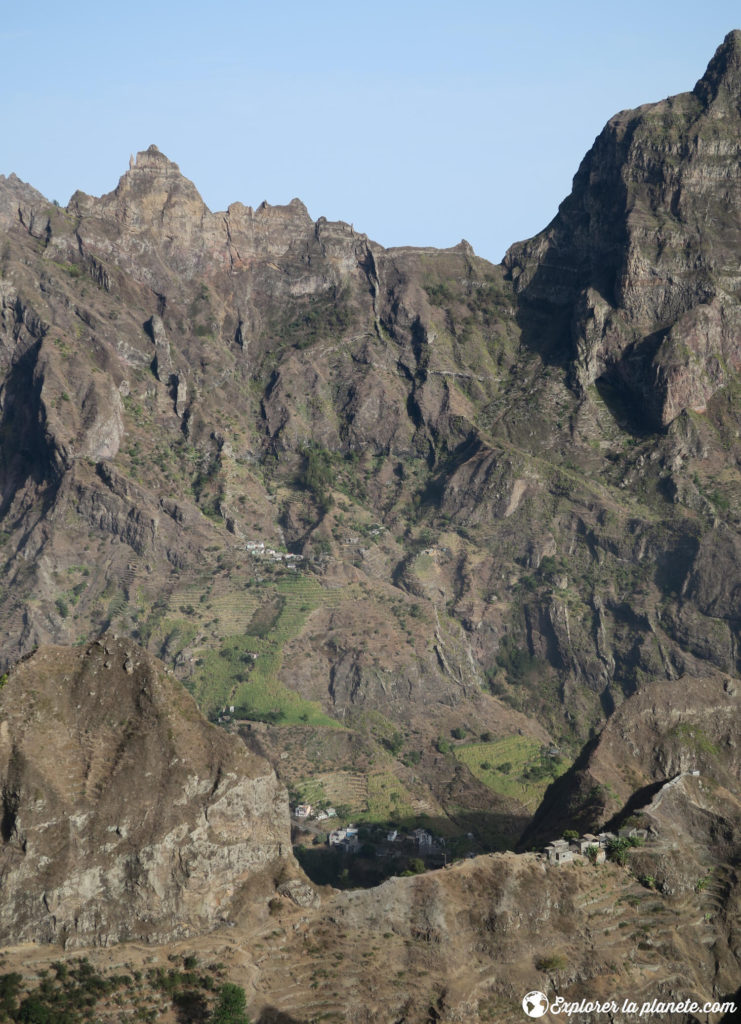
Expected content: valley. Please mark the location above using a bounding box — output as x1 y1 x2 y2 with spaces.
0 29 740 1023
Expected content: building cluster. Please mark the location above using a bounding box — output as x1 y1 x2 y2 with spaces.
328 826 360 851
328 824 447 857
292 803 336 821
292 803 448 860
543 825 649 866
245 540 304 565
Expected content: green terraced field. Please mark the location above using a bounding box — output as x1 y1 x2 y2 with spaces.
191 574 340 727
454 735 568 810
291 769 416 824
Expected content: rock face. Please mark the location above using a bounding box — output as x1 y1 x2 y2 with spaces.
0 636 295 947
505 29 741 428
0 35 738 855
521 674 741 853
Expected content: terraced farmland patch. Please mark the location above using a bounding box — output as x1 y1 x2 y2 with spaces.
454 735 568 811
292 770 416 823
191 575 346 726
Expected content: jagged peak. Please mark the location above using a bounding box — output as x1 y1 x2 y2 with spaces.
128 143 182 175
106 143 208 217
693 29 741 108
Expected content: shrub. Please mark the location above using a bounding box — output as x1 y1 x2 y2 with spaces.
211 983 250 1024
535 954 567 972
606 836 644 865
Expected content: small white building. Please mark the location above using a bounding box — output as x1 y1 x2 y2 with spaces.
597 832 616 847
544 838 574 865
328 828 360 852
294 804 312 819
412 828 433 849
576 834 599 855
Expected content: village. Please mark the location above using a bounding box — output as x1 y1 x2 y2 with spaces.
244 540 305 568
542 825 649 865
291 802 451 874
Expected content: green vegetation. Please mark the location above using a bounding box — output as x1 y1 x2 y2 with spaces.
0 956 244 1024
211 983 250 1024
269 285 352 350
606 835 645 866
454 737 567 809
535 954 568 972
53 260 83 280
695 870 713 893
494 634 540 680
666 723 719 757
291 769 415 823
192 576 339 727
199 633 335 727
300 444 335 511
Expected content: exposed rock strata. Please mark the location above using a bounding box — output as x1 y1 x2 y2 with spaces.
505 29 741 428
0 637 297 947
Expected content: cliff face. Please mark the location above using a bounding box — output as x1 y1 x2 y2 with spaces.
0 636 295 947
505 30 741 428
0 34 738 859
0 33 738 1024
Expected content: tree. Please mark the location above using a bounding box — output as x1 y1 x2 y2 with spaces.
211 983 250 1024
301 446 334 511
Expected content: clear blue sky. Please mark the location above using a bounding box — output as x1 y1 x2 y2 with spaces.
2 2 739 263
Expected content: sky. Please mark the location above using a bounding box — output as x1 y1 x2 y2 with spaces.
2 2 740 263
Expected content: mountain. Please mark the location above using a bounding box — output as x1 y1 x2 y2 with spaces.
0 29 739 1023
0 635 299 948
0 34 740 848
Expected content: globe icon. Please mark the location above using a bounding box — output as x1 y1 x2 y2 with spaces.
522 990 549 1018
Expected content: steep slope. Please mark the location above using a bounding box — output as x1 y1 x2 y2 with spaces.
522 673 741 845
1 847 738 1023
0 32 738 854
505 29 741 428
0 636 297 947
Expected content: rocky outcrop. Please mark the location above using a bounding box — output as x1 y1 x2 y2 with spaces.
0 636 297 947
505 30 741 428
521 674 741 846
0 33 738 860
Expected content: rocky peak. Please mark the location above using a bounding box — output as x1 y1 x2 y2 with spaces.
0 173 48 231
68 143 208 239
694 28 741 110
504 30 741 428
114 144 205 205
0 637 298 947
129 142 180 173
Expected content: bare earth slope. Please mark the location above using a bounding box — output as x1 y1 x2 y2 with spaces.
0 29 739 1024
0 636 297 948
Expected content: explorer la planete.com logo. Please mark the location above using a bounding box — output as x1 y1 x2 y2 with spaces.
522 991 549 1017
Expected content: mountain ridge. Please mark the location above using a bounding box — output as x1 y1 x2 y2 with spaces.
0 29 739 1024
